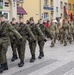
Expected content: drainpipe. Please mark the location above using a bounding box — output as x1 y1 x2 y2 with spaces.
40 0 41 19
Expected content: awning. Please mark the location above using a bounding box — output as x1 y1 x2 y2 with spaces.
17 7 27 15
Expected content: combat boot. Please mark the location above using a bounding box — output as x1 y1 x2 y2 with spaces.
38 52 44 59
3 62 8 71
18 60 24 67
64 41 67 46
50 41 54 47
0 65 3 74
30 55 36 63
11 55 18 62
41 52 44 57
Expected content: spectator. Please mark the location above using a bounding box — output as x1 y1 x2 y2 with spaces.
45 20 50 27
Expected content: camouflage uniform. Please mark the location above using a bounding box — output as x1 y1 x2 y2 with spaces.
56 22 61 41
73 21 74 41
70 22 74 41
28 22 46 61
16 22 35 67
38 23 52 54
0 19 22 73
60 22 70 46
48 22 57 47
10 22 18 61
68 22 74 44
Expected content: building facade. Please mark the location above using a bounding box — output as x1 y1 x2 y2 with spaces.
68 0 74 17
18 0 54 22
0 0 17 21
53 0 68 19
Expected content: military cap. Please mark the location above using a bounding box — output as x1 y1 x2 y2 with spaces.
39 18 42 21
12 17 16 21
29 17 34 21
47 20 49 22
19 15 23 19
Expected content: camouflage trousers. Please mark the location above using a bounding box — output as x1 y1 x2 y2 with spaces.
50 31 56 47
16 38 26 60
28 40 36 56
60 31 70 46
72 32 74 41
38 40 45 52
11 42 17 56
0 42 9 64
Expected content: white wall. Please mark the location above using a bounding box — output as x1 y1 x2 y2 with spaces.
53 0 68 19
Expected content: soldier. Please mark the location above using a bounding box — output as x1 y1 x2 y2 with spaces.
0 15 3 73
37 19 52 58
0 14 22 74
72 20 74 41
28 17 47 61
60 19 70 46
48 19 57 47
16 16 36 67
68 20 74 43
10 18 18 62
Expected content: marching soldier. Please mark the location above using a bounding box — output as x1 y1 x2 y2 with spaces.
0 14 22 74
48 19 57 47
37 19 52 58
16 16 36 67
60 19 70 46
10 18 18 62
28 17 47 62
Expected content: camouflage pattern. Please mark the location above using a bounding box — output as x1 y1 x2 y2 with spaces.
48 22 57 47
38 23 52 52
10 23 18 56
0 21 22 64
60 22 70 46
28 23 46 55
16 22 35 60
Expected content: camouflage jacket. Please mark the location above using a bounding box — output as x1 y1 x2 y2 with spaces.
10 23 18 43
28 23 46 41
48 23 57 32
62 23 70 33
16 22 36 42
0 21 22 44
38 24 52 39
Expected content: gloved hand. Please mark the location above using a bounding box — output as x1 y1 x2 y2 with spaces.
44 38 47 42
18 38 22 43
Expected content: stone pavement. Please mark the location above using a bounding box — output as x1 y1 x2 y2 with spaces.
1 40 74 75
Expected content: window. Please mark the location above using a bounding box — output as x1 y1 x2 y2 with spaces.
60 1 63 9
56 7 58 12
64 3 67 8
51 11 53 15
0 0 3 9
44 0 48 6
50 0 53 7
61 14 62 18
68 4 71 10
19 0 23 2
44 12 48 20
4 13 8 19
73 4 74 11
5 2 9 7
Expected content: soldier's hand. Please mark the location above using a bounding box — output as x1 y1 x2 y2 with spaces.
44 38 47 42
18 38 22 43
33 40 36 43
